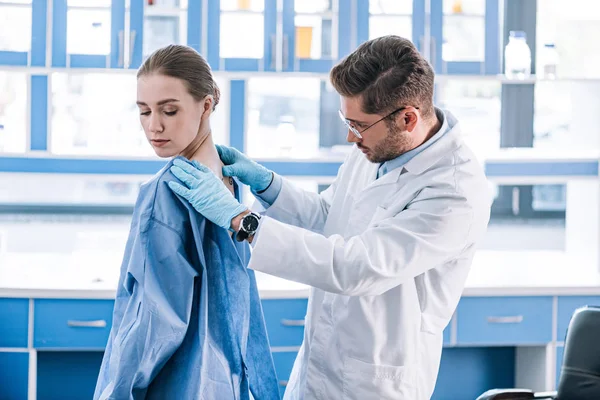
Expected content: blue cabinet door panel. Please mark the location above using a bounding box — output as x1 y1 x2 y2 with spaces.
262 299 308 347
457 296 553 345
0 298 29 348
272 351 298 398
0 352 29 400
556 296 600 342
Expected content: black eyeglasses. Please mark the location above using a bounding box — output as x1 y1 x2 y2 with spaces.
338 106 418 139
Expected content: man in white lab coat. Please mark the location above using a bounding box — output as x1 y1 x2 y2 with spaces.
168 35 492 399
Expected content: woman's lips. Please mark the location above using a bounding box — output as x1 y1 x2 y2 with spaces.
151 139 170 147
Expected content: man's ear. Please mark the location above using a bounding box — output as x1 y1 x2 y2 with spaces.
403 109 419 132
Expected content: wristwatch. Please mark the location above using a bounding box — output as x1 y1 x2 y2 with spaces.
235 212 262 242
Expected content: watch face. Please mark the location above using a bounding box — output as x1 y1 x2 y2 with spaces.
243 215 259 232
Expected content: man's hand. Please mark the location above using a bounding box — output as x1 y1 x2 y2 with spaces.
168 158 248 231
216 145 274 192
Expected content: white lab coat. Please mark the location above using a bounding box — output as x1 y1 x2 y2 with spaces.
249 111 491 400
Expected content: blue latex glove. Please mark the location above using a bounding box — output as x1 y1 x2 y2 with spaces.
168 158 248 230
216 145 274 192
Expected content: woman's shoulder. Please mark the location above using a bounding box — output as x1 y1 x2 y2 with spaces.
133 157 198 235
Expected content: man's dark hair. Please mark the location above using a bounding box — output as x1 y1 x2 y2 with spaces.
330 35 435 119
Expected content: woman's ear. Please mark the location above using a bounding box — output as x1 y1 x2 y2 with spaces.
201 95 214 121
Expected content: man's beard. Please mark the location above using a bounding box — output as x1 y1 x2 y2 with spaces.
366 126 412 163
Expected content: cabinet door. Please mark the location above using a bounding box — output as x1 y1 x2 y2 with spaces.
207 0 276 72
128 0 197 69
281 0 350 73
0 352 29 400
0 0 47 66
52 0 125 68
430 0 500 75
356 0 425 53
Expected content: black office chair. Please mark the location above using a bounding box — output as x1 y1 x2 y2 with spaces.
476 305 600 400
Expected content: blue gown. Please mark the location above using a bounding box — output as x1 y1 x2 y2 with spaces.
94 157 280 400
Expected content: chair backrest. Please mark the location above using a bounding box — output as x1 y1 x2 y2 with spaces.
557 305 600 400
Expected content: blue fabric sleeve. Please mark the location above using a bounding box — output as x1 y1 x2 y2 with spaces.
252 173 283 208
95 219 199 399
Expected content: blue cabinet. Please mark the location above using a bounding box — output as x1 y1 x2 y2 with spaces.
51 0 125 68
356 0 425 53
556 296 600 342
37 351 104 400
0 298 29 348
272 351 297 398
129 0 202 70
456 296 553 345
430 0 500 75
0 352 29 400
0 0 47 66
261 299 307 347
556 345 564 389
281 0 351 73
34 299 114 349
207 0 277 72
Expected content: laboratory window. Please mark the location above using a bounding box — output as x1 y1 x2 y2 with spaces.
0 0 32 53
49 72 228 156
536 0 600 79
220 0 265 59
0 71 28 153
246 77 348 159
435 79 502 156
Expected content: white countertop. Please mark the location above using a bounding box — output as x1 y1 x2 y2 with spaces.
0 250 599 299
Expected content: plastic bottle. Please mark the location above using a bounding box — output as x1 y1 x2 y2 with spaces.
504 31 531 80
540 43 559 79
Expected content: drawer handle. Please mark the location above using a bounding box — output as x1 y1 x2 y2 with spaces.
486 316 524 324
281 319 305 327
67 320 107 328
279 380 288 387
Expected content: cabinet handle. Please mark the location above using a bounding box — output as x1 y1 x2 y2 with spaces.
281 319 305 327
67 320 107 328
279 380 288 387
486 316 524 324
118 30 124 67
270 33 277 69
129 30 137 68
282 33 289 70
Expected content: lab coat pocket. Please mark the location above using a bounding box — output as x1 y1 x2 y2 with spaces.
342 357 417 400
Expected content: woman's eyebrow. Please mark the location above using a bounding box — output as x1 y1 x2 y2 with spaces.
136 98 180 106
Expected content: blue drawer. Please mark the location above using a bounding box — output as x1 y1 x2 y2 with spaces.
0 352 29 400
456 296 553 345
557 296 600 342
262 299 308 347
556 345 564 389
34 299 114 349
272 351 297 398
0 298 29 348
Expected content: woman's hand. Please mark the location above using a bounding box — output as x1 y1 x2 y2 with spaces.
168 158 248 230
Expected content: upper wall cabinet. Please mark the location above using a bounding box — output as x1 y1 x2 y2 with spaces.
0 0 47 66
356 0 425 53
281 0 351 73
0 0 504 74
207 0 277 72
431 0 500 75
52 0 124 68
52 0 198 69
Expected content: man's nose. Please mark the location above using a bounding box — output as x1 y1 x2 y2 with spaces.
347 129 360 144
